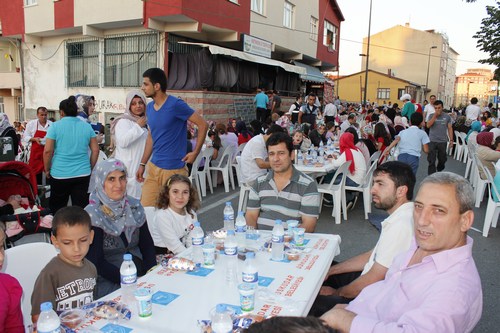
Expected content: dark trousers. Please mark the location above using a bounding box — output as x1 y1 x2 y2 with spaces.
427 141 447 175
256 107 267 123
309 261 362 317
398 153 420 175
49 175 90 214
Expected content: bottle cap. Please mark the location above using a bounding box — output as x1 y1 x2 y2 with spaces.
238 211 244 216
227 230 235 236
216 304 226 313
225 202 231 206
40 302 52 312
123 253 132 261
194 221 200 227
275 219 282 225
246 252 255 259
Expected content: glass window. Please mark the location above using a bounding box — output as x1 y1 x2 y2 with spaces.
228 0 239 3
251 0 264 15
104 32 158 87
310 16 318 41
24 0 37 6
377 88 390 100
283 1 294 29
66 39 99 87
0 97 4 114
17 97 24 122
323 20 338 51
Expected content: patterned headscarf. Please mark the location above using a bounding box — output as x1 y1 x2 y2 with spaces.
110 90 148 136
85 158 146 242
339 132 359 174
75 94 94 120
0 113 13 135
476 132 494 147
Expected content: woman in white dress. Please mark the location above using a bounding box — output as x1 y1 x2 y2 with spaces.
110 90 148 199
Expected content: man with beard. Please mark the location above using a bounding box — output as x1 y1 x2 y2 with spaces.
309 161 415 317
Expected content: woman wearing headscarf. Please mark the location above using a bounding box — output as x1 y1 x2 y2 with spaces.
43 96 99 213
476 131 500 180
236 120 252 145
85 159 156 298
466 120 482 144
0 113 19 158
393 116 406 134
110 90 148 200
76 94 104 145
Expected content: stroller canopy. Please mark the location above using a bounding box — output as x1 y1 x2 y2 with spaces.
0 161 38 206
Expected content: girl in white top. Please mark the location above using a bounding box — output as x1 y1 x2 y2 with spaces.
151 174 200 257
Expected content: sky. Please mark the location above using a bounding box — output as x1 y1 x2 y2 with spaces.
335 0 498 76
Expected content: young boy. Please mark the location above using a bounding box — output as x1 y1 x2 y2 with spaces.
31 206 97 323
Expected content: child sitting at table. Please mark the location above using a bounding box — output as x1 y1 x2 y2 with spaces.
31 206 97 323
150 175 201 260
0 224 24 333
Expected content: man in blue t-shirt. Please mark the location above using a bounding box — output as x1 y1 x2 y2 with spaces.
254 89 269 123
136 68 208 207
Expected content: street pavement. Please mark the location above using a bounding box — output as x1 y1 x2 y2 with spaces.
197 155 500 332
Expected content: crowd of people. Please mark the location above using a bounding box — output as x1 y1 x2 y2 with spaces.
0 75 493 332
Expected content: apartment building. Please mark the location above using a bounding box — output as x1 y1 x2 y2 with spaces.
455 68 498 109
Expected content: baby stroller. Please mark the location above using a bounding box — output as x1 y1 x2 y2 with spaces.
0 161 52 247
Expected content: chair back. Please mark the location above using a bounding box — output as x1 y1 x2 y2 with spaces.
369 151 381 165
214 146 235 168
234 143 247 162
484 167 500 200
235 156 244 186
324 160 351 190
200 147 214 172
1 242 58 328
362 160 378 188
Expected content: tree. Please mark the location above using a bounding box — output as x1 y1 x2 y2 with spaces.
473 1 500 68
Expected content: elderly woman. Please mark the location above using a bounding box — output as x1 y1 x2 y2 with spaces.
44 96 99 213
476 132 500 180
85 159 156 297
110 90 148 200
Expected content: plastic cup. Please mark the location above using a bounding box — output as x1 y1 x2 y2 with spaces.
238 283 256 312
202 244 215 267
134 288 152 318
293 227 305 246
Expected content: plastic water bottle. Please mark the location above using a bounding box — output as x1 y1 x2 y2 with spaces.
311 146 318 163
120 253 137 305
242 252 258 285
235 211 247 250
223 202 235 231
36 302 60 333
224 230 238 286
271 220 285 261
211 304 233 333
191 221 205 265
297 150 303 165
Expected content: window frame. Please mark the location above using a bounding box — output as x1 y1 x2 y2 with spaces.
251 0 264 15
323 20 338 51
66 38 100 88
283 1 294 29
377 88 390 100
310 16 318 41
24 0 37 6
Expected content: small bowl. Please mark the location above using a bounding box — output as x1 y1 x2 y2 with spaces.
285 249 301 261
59 308 86 329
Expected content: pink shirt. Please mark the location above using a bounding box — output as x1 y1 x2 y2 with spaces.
347 236 482 333
0 273 24 333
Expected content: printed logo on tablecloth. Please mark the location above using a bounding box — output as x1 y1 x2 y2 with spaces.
151 291 180 306
295 254 320 271
100 323 133 333
186 267 214 277
275 274 304 297
257 276 275 287
219 303 243 315
312 238 330 250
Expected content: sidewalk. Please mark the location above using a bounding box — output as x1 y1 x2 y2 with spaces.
198 155 500 333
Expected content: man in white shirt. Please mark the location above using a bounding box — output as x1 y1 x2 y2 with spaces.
23 106 52 183
310 161 416 316
239 125 284 184
465 97 481 121
339 113 356 133
324 101 338 124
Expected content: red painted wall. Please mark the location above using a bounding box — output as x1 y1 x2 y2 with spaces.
54 0 74 30
144 0 250 35
316 0 342 68
0 0 25 37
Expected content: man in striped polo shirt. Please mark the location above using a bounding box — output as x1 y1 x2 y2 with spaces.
246 132 320 232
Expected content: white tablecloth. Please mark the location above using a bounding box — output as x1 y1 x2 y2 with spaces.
77 232 341 333
294 161 337 176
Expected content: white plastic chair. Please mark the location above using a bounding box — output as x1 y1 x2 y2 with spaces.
199 147 215 196
472 154 489 208
344 161 378 220
1 242 57 329
209 146 236 192
188 151 205 202
234 156 252 212
317 161 351 224
480 167 500 237
369 151 381 165
460 132 469 163
464 142 477 181
453 130 465 161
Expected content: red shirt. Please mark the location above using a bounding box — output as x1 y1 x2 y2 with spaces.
0 273 24 333
238 133 252 146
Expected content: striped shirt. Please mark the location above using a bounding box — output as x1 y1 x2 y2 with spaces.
247 166 320 228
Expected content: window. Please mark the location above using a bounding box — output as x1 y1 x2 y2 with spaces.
104 33 157 87
0 97 4 114
377 88 390 100
310 16 318 41
283 1 294 29
228 0 239 3
24 0 37 6
251 0 264 15
17 97 24 122
323 20 338 51
67 39 99 87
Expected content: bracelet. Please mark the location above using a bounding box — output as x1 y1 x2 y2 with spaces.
139 163 146 167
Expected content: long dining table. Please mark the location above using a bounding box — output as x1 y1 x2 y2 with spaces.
75 232 341 333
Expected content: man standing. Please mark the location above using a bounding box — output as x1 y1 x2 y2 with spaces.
246 132 319 232
426 100 453 175
321 172 482 333
400 93 415 121
323 99 338 124
254 89 269 123
465 97 481 121
423 94 437 122
271 90 282 115
310 162 415 316
299 93 319 127
137 68 208 207
239 124 283 184
23 106 52 184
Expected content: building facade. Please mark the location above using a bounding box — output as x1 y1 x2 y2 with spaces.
360 23 458 108
454 68 498 109
0 0 343 123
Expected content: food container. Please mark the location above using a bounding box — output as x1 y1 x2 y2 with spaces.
285 249 301 261
59 308 86 329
